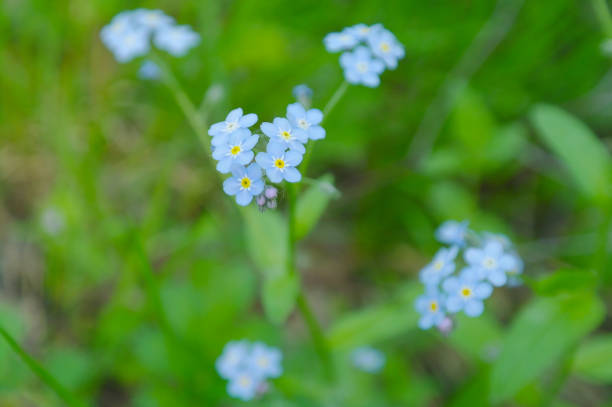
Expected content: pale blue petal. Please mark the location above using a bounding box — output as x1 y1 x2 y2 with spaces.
260 122 277 138
418 314 435 329
288 141 306 154
211 133 229 147
308 126 326 140
464 300 484 317
242 134 259 150
284 167 301 183
464 248 482 265
226 108 243 123
239 113 257 127
236 190 253 206
223 178 239 195
488 270 507 287
442 276 459 293
238 150 254 165
267 168 283 183
362 73 380 88
475 282 493 299
246 163 262 180
287 103 306 120
285 151 303 167
446 296 463 313
306 109 323 125
250 179 264 195
216 157 233 174
255 152 273 168
267 142 287 156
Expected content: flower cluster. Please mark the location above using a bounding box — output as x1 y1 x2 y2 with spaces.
324 24 404 87
100 9 200 68
351 346 386 373
209 102 326 206
415 221 524 330
216 340 282 401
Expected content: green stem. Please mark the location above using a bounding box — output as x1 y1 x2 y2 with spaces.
0 325 86 407
150 53 210 155
286 184 333 378
300 81 349 179
593 0 612 37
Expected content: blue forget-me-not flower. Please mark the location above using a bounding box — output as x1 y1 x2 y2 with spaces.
247 342 283 379
324 28 360 52
435 220 469 247
216 340 250 380
154 24 201 56
351 346 386 373
256 143 303 183
212 129 259 174
464 241 515 287
442 272 493 317
340 46 385 88
348 23 382 41
209 108 258 147
367 28 405 70
286 103 326 141
133 9 174 31
415 289 447 329
222 163 265 206
261 117 308 153
419 246 458 287
139 60 161 79
292 84 313 108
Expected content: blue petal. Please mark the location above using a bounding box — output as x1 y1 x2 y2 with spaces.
242 134 259 150
226 108 243 123
284 167 301 183
239 113 257 127
255 152 273 168
308 126 326 140
488 270 507 287
250 179 264 195
235 190 253 206
306 109 323 125
446 295 463 313
267 168 283 183
267 142 287 156
216 157 233 174
238 151 254 165
260 122 277 138
464 300 484 317
285 151 303 167
287 103 306 121
362 73 380 88
246 163 263 180
223 178 239 195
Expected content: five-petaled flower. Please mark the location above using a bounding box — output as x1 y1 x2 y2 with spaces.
419 246 458 287
442 273 493 317
340 46 385 88
209 108 258 147
261 118 308 153
154 24 201 56
415 289 447 329
324 28 359 52
223 163 265 206
256 143 303 183
435 220 469 247
367 28 405 70
464 241 515 287
247 342 283 379
286 103 326 141
212 129 259 174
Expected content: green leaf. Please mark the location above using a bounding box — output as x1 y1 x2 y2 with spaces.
241 206 287 278
490 293 604 403
45 347 95 390
452 88 496 157
327 284 420 350
572 334 612 383
295 174 337 240
530 104 611 201
532 269 598 296
262 272 299 325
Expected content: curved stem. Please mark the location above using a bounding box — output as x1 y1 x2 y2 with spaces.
0 325 86 407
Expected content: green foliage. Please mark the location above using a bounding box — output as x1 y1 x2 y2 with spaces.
295 175 337 240
572 334 612 383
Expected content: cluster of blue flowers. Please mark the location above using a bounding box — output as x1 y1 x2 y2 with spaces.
324 24 405 87
209 100 326 206
100 9 200 76
216 340 282 401
415 221 524 330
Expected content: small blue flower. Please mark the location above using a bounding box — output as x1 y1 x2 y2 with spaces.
442 273 492 317
324 28 359 52
223 163 265 206
339 46 385 87
212 129 259 174
139 60 161 79
226 371 262 401
435 220 469 247
292 84 313 102
351 347 386 373
367 28 404 70
286 103 325 141
209 108 258 147
260 118 308 153
105 25 150 63
464 241 515 287
247 342 283 379
348 23 383 41
482 232 512 249
256 143 303 183
215 340 250 380
154 24 200 56
100 11 135 50
415 289 447 329
419 246 458 287
133 9 174 32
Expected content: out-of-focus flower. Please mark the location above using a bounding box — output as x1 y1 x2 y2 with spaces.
292 84 313 108
209 108 258 147
419 246 458 287
261 117 308 153
222 163 265 206
348 23 382 41
286 103 326 141
154 24 200 56
324 28 359 52
212 129 258 174
227 371 262 401
139 60 161 79
435 220 469 247
133 9 174 31
442 273 492 317
256 143 303 183
415 290 447 329
367 28 405 69
215 340 250 380
464 241 515 287
247 342 283 378
339 46 385 88
351 347 386 373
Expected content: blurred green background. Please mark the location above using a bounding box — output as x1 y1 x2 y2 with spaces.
1 0 612 406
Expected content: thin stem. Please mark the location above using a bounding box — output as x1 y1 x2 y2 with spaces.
0 325 86 407
593 0 612 37
300 81 349 179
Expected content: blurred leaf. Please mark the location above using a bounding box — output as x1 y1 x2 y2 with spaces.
485 123 528 169
295 174 337 240
530 104 611 201
490 292 604 403
262 272 299 325
572 334 612 383
452 89 496 159
242 206 287 278
532 269 598 296
428 181 476 220
45 347 95 391
327 284 420 350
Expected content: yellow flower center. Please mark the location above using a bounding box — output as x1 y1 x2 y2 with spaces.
281 130 292 140
274 159 286 169
238 375 251 388
230 145 241 156
460 287 472 298
380 42 391 53
429 301 438 312
240 177 251 189
433 260 443 271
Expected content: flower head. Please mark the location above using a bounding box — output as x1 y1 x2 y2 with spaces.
222 163 265 206
100 11 135 50
419 246 458 287
286 103 326 141
292 84 313 108
324 28 359 52
154 24 200 56
464 241 516 287
351 347 386 373
209 108 258 146
442 273 492 317
247 342 283 378
212 129 259 174
215 340 250 380
340 46 385 88
348 23 383 41
415 289 447 329
139 60 160 79
227 371 262 401
133 9 174 31
104 25 150 63
435 220 469 247
261 117 308 153
366 28 405 70
256 143 303 183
